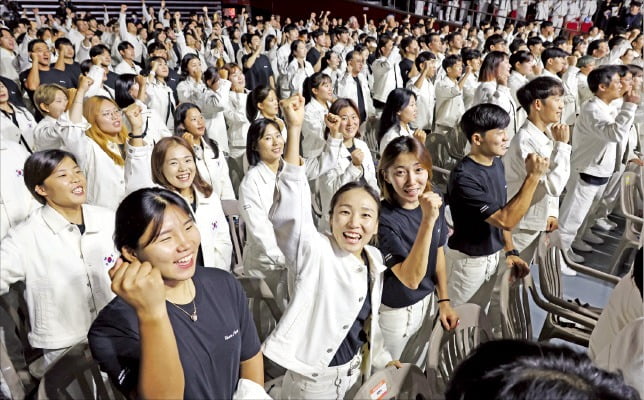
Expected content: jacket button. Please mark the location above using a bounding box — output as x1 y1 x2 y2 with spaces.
327 348 333 353
312 373 318 377
358 297 364 302
68 226 74 232
343 325 349 329
357 267 364 273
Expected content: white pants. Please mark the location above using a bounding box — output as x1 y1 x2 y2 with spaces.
379 294 436 366
446 0 459 22
43 347 69 368
476 0 491 24
459 1 472 22
496 8 509 28
594 165 625 221
552 15 566 34
415 0 426 15
557 173 608 249
511 228 542 264
446 247 501 307
280 353 362 400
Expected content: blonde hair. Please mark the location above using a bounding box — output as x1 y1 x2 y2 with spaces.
83 96 128 166
33 84 68 114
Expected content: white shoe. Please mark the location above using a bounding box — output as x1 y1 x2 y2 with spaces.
572 239 593 253
594 217 617 231
582 231 604 245
565 248 585 264
561 262 578 276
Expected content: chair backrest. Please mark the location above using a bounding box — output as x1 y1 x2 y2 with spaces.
237 276 283 342
620 170 644 235
221 199 246 276
536 235 563 301
36 342 124 400
353 363 431 400
1 328 25 400
499 268 533 340
0 283 43 366
362 115 381 163
426 303 493 395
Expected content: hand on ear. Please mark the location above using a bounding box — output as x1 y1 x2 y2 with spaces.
120 247 139 263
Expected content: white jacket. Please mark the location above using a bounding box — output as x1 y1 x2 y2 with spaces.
572 97 636 178
503 120 571 231
194 138 236 201
472 81 519 140
379 123 413 155
301 98 328 158
318 138 379 232
407 74 435 131
195 79 231 154
0 104 36 153
145 78 175 131
0 204 116 349
121 100 172 145
263 163 392 376
286 58 314 96
336 73 375 118
0 140 38 239
542 69 577 125
435 76 464 129
33 115 67 152
225 90 250 158
371 49 403 103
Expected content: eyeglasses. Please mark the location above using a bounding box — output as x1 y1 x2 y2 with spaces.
100 109 121 119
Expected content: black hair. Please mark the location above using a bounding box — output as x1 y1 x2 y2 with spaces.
283 23 298 34
288 39 305 64
415 51 436 69
527 36 543 49
117 41 133 53
36 27 51 39
509 50 533 71
302 72 332 104
245 118 282 166
587 65 621 93
79 59 92 75
246 85 275 121
479 51 508 82
442 54 462 71
377 88 416 143
400 36 416 53
552 36 567 49
114 74 138 109
27 38 46 53
24 150 79 205
483 34 505 53
587 39 607 56
89 44 110 59
509 38 527 53
114 187 194 251
461 48 481 64
173 102 220 158
516 76 565 111
310 29 325 41
377 34 394 57
203 66 220 88
541 47 569 66
147 40 166 55
179 53 201 81
460 103 510 142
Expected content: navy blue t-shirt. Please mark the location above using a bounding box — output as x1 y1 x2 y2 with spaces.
378 197 449 308
242 53 274 90
88 267 261 399
447 156 507 256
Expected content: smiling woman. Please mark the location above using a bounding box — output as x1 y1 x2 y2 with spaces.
88 187 266 399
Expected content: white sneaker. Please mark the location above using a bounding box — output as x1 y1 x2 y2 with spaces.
594 217 617 231
582 231 604 245
572 239 593 253
561 262 578 276
565 248 585 264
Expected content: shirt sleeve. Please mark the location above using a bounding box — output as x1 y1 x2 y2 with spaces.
452 172 503 220
232 276 261 362
377 222 408 268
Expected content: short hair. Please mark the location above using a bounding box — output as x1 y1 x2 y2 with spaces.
27 38 47 53
283 23 298 34
89 44 110 59
587 65 621 93
442 54 462 71
325 98 361 139
345 49 360 63
117 41 133 53
577 55 596 68
245 118 282 166
415 51 436 69
540 20 554 29
608 36 627 50
460 104 510 142
516 76 565 111
509 38 527 53
461 48 481 64
527 36 543 49
483 34 505 52
400 36 416 53
552 36 567 48
509 50 533 70
33 84 68 114
24 150 79 205
541 47 569 66
377 34 394 56
147 41 166 55
587 39 607 56
310 29 325 41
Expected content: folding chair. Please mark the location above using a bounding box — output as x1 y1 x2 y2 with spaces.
499 268 532 340
1 330 25 400
426 303 493 398
221 199 246 276
36 342 124 400
353 363 430 399
609 169 643 275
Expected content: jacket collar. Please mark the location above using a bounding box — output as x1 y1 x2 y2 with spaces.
255 160 280 184
522 119 554 144
328 234 387 276
41 204 100 235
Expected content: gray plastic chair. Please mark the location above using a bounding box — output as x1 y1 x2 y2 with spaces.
353 363 431 399
426 303 493 398
610 169 643 275
221 199 246 276
499 268 533 340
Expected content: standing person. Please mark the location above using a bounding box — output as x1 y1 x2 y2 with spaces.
435 55 470 135
336 50 375 126
222 63 250 190
88 187 266 399
407 51 437 131
504 77 572 269
377 136 458 366
553 66 639 262
399 37 420 87
446 104 548 307
145 56 176 131
302 72 334 158
540 48 577 126
20 39 74 102
242 32 275 92
0 27 19 84
377 88 426 153
263 94 396 399
2 150 115 367
372 35 403 109
286 39 314 96
0 80 36 154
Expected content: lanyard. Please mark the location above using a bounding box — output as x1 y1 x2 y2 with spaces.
0 108 33 154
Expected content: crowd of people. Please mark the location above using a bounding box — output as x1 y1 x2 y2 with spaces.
0 0 643 398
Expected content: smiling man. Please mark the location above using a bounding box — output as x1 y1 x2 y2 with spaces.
503 77 572 273
445 104 548 309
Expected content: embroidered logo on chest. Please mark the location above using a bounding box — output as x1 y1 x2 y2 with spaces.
15 169 23 177
104 254 116 267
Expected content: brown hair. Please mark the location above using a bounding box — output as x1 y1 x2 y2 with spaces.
33 84 68 114
82 96 129 166
377 136 433 206
151 136 213 198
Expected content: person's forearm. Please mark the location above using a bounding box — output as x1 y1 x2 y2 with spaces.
434 247 449 300
137 312 184 399
24 65 40 91
392 218 435 289
502 229 515 252
284 122 301 165
490 173 541 230
69 88 86 124
243 51 259 69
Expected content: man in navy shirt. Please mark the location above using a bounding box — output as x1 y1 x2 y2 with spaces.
446 104 548 308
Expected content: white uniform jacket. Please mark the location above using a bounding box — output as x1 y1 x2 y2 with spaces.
263 163 392 376
542 69 577 125
33 115 67 152
571 97 636 178
503 120 571 231
0 204 116 349
301 98 328 158
472 81 519 140
145 77 176 131
379 123 413 155
121 100 172 145
194 79 231 155
371 49 403 103
286 59 314 96
61 121 153 210
318 138 379 231
0 103 36 153
508 71 529 106
225 90 250 158
194 138 236 201
435 76 465 129
336 73 375 118
0 141 38 239
407 74 435 131
176 77 207 104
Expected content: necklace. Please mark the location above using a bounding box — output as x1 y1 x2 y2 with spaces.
167 282 198 322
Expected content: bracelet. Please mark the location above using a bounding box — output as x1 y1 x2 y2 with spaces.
437 298 450 304
128 132 146 139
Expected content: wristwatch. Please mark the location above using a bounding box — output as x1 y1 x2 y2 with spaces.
505 249 520 257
